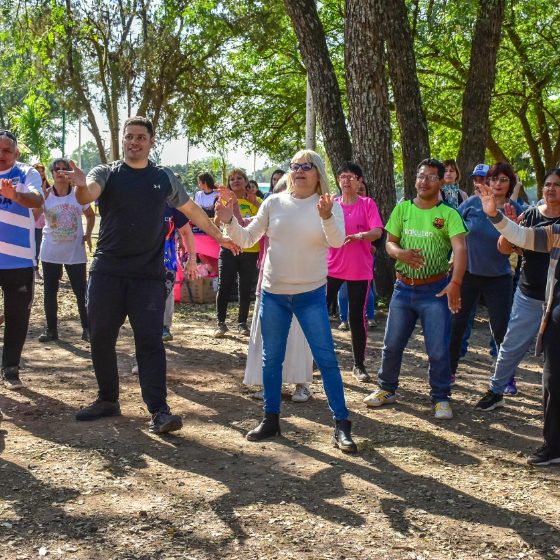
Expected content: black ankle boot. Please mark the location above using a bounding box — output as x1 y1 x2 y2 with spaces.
333 419 357 453
246 412 281 441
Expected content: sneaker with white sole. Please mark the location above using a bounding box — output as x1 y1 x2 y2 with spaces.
2 366 24 390
363 389 397 407
527 444 560 466
291 384 311 403
475 390 504 411
434 401 453 419
214 322 228 338
367 319 377 329
338 321 349 331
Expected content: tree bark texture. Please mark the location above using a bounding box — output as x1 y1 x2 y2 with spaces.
345 0 396 297
384 0 430 200
283 0 352 171
456 0 505 194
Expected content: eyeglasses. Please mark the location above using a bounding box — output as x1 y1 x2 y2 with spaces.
289 162 315 172
0 129 17 143
544 181 560 189
489 176 510 183
54 167 69 172
338 174 358 182
416 174 439 183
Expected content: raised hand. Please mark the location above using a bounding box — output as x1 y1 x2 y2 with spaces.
215 185 236 203
0 178 17 200
215 197 234 224
62 160 87 188
398 248 425 269
478 183 498 217
317 193 334 219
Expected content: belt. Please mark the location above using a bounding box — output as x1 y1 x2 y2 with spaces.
396 272 448 286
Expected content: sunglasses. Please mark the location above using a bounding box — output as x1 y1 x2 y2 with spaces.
289 162 315 172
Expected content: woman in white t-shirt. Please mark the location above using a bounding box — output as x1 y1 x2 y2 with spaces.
38 158 95 343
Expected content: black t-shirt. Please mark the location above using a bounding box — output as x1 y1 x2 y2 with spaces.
87 161 190 279
518 206 560 300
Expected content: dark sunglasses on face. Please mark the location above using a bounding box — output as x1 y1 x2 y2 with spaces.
289 162 315 172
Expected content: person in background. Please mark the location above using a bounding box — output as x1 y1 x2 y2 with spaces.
479 181 560 466
37 158 95 343
0 130 43 390
326 162 383 383
476 168 560 410
216 149 357 453
449 162 522 383
441 159 468 209
248 179 265 200
32 162 51 281
364 158 467 420
267 169 285 198
214 168 260 337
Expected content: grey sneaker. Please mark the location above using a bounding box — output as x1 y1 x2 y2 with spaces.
237 322 250 335
75 399 121 421
352 364 371 383
338 321 349 331
149 410 183 434
214 322 228 338
2 366 24 390
291 383 312 402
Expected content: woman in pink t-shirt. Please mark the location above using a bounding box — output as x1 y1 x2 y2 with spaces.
327 162 384 383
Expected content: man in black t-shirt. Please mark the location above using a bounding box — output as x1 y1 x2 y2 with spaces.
64 116 238 434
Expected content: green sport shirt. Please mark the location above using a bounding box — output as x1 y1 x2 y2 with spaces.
386 200 468 279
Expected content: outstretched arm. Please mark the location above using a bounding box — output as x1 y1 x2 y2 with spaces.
0 179 43 208
62 161 102 205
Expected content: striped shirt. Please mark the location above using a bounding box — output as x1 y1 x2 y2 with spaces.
0 162 42 269
491 213 560 354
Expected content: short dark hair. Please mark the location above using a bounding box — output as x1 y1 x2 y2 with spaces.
198 172 215 190
544 168 560 183
122 116 154 137
417 158 445 179
488 162 516 198
336 161 364 178
0 129 17 145
49 158 71 173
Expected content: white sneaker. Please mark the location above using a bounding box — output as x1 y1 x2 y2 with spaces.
291 383 311 403
434 401 453 419
251 388 264 400
363 389 397 407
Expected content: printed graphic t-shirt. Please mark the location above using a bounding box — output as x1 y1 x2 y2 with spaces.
385 200 468 279
237 197 261 253
327 196 384 281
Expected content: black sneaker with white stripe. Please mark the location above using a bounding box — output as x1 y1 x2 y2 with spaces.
475 390 504 411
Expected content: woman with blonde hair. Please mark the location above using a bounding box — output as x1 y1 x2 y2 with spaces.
216 149 357 453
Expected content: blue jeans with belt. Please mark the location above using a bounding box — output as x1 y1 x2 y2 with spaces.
260 285 349 420
377 278 452 402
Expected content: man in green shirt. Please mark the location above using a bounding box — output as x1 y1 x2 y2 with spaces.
364 159 467 419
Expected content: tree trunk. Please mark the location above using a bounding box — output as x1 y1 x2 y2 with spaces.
345 0 396 297
283 0 352 171
384 0 430 200
456 0 505 194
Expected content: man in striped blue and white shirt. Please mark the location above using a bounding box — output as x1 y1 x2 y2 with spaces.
0 130 43 389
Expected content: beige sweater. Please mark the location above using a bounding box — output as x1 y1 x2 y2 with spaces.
225 192 345 294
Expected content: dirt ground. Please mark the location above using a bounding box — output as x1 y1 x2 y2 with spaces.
1 277 560 560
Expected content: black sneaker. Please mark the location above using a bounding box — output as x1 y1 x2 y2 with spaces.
2 367 24 390
352 365 371 383
149 410 183 434
81 328 90 342
38 329 58 342
527 444 560 466
75 399 121 421
237 322 250 336
475 390 504 411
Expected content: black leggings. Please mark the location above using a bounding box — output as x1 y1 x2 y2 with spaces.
0 267 34 368
543 286 560 455
326 276 369 367
216 249 258 324
42 261 88 330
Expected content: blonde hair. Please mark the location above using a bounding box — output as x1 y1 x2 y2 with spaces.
286 149 329 195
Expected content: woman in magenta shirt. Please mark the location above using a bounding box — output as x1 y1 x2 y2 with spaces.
327 162 384 382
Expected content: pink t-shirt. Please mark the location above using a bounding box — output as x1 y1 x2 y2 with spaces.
327 196 384 281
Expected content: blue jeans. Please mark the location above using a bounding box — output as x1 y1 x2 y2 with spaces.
338 281 375 321
378 278 452 402
490 288 543 393
260 285 349 420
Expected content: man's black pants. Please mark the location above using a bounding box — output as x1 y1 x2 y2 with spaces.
0 267 34 369
87 272 168 413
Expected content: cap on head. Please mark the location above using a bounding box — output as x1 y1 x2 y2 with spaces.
471 163 490 177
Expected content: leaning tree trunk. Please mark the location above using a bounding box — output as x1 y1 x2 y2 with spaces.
283 0 352 172
345 0 396 298
456 0 504 194
385 0 431 200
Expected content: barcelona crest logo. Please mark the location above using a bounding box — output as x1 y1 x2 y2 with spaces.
433 217 445 229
